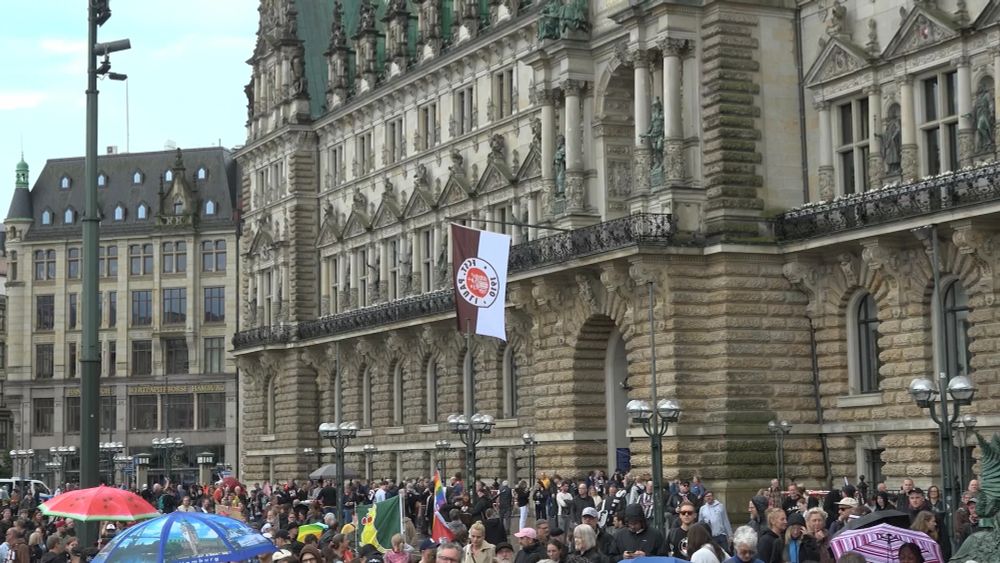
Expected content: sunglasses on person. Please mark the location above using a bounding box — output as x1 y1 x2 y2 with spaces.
679 511 695 516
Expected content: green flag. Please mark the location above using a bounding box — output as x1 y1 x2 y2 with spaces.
356 495 402 553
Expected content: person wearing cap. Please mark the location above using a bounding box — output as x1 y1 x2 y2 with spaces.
611 503 665 562
495 542 514 563
419 538 441 563
580 507 613 556
781 511 805 563
827 497 857 536
299 543 325 563
513 527 545 563
904 488 930 524
957 497 981 545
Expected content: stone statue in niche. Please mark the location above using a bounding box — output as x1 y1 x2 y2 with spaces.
244 81 255 121
553 135 566 195
643 97 665 171
882 103 902 176
826 1 847 37
291 55 308 98
560 0 590 34
974 79 995 153
537 0 560 40
530 116 542 150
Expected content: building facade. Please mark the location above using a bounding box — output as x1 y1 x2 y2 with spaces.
4 148 240 485
233 0 1000 507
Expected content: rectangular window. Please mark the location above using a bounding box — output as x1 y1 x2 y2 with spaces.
328 144 345 187
35 344 53 378
68 293 78 329
162 241 187 274
107 340 117 376
166 393 194 430
921 71 959 175
0 343 6 369
163 288 187 324
164 338 189 374
128 243 153 276
34 249 55 281
836 98 870 195
66 248 80 279
131 340 152 376
494 68 515 119
385 116 405 164
864 448 886 486
107 291 117 328
358 248 369 307
36 295 54 330
356 131 374 175
202 240 227 272
101 395 116 433
131 290 152 326
68 342 77 378
66 396 81 434
198 393 226 429
455 85 474 135
419 102 438 150
204 337 225 373
330 256 340 315
33 398 54 435
388 239 399 301
129 395 158 430
99 245 118 278
421 229 433 293
204 287 225 323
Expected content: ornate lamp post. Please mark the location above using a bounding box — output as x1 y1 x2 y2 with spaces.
909 373 977 552
521 433 538 488
196 452 215 486
363 444 378 481
767 420 792 489
48 446 78 488
435 439 451 479
954 414 978 493
319 421 358 522
626 398 681 532
447 413 495 487
99 442 124 484
134 453 151 490
10 449 35 480
113 454 133 488
151 437 184 483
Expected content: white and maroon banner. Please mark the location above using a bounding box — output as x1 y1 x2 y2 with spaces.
451 223 510 340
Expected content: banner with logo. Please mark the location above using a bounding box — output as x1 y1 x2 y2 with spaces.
450 223 510 340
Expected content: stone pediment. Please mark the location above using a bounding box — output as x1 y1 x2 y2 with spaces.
403 187 436 218
475 159 515 194
805 38 871 87
343 208 371 239
974 0 1000 29
317 211 344 247
516 146 542 181
371 198 402 229
438 174 472 207
248 225 276 259
883 6 959 59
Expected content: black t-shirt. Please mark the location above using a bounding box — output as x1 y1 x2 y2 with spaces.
320 487 338 507
665 527 690 560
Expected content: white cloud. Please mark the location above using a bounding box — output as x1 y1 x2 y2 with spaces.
0 92 48 111
149 35 255 61
39 38 87 56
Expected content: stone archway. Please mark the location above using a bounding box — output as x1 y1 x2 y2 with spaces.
594 60 636 217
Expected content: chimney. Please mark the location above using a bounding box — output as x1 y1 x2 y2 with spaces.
106 145 118 154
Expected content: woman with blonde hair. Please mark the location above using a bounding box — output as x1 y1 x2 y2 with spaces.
572 524 608 563
463 521 496 563
911 510 949 560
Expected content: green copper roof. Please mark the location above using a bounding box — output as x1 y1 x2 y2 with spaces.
15 154 29 189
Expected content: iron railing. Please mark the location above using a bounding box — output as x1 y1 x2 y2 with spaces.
775 163 1000 241
234 213 674 349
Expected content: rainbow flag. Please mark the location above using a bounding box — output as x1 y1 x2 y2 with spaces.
432 469 454 544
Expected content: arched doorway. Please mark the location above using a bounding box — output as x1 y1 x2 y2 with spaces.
604 328 629 473
595 61 636 217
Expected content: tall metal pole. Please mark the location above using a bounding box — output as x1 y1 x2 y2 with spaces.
464 320 476 488
930 228 957 524
80 2 102 549
336 439 345 523
647 281 664 532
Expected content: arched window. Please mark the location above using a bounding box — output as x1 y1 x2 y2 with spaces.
265 376 276 434
362 367 372 428
60 176 71 189
41 210 52 225
392 363 403 426
132 171 143 185
502 344 519 418
63 208 75 224
137 204 148 220
204 200 217 216
114 205 125 221
855 292 881 393
164 169 173 183
425 357 438 424
944 280 972 378
173 201 184 215
197 167 207 180
97 173 107 187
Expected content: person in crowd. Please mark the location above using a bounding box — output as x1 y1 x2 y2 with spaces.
299 544 325 563
463 522 496 563
666 501 697 560
6 527 29 563
897 542 925 563
498 481 513 536
514 527 545 563
556 483 574 536
722 526 763 563
439 543 464 563
687 523 725 563
799 507 833 563
611 504 665 561
827 498 856 536
417 539 439 563
177 496 197 512
667 481 700 527
873 492 891 512
574 524 609 563
697 492 733 550
911 510 949 560
746 496 768 535
572 483 597 529
904 488 930 523
782 512 805 563
484 508 506 547
781 485 801 516
40 534 68 563
516 481 531 532
536 521 551 544
580 507 613 557
834 553 865 563
495 542 515 563
546 539 570 563
755 508 785 563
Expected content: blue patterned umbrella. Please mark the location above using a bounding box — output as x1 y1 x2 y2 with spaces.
91 511 277 563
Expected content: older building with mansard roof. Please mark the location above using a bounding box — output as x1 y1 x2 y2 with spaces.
234 0 1000 506
3 147 240 484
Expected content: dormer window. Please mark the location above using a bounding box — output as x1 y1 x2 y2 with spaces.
60 176 71 189
173 201 184 215
205 200 217 216
137 203 149 220
114 205 126 221
132 171 143 185
197 167 207 180
41 210 52 225
64 208 76 224
97 173 107 187
164 170 174 183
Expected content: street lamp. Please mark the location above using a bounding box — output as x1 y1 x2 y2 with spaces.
99 442 124 485
134 453 151 490
626 398 681 532
48 446 78 488
435 439 451 479
9 449 35 480
113 454 132 488
151 437 184 483
909 372 978 551
363 444 378 481
954 414 978 493
447 412 495 487
522 433 538 493
768 420 793 490
319 421 358 523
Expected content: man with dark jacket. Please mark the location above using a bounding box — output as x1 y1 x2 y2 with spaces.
665 501 696 560
513 527 545 563
746 496 768 534
498 481 513 534
611 504 665 562
572 483 596 529
756 508 786 563
666 481 699 526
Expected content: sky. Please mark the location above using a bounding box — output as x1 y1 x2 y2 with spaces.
0 1 259 217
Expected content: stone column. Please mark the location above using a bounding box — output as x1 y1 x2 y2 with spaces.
379 241 390 302
994 49 1000 154
535 88 556 184
350 249 360 308
320 256 330 315
632 50 652 195
662 38 688 183
867 87 883 191
899 76 918 182
337 254 349 310
816 101 834 201
563 80 586 213
511 199 523 245
957 57 973 167
527 194 538 240
410 231 421 295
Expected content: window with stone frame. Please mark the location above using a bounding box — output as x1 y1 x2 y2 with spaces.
99 245 118 278
493 67 515 119
943 279 972 379
66 396 81 434
387 238 399 301
162 241 187 274
162 288 187 324
34 249 55 281
420 228 434 293
418 101 438 150
202 240 227 273
362 367 373 428
502 344 519 417
131 290 152 326
35 344 53 378
204 287 225 323
164 338 189 374
204 337 224 373
128 243 153 276
33 398 54 435
425 357 439 424
392 363 403 426
131 339 152 376
328 144 345 187
198 393 226 429
68 341 77 378
835 98 870 195
68 293 78 330
329 256 340 315
36 295 54 330
67 247 81 279
166 393 194 430
848 291 881 394
129 395 158 430
455 84 474 135
920 70 959 176
385 116 405 164
107 340 116 376
357 247 369 307
107 291 117 328
101 395 116 431
356 131 374 175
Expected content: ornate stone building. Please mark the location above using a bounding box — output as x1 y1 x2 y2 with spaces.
234 0 1000 508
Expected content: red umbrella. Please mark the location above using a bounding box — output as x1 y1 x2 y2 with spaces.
40 486 159 522
219 476 244 490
